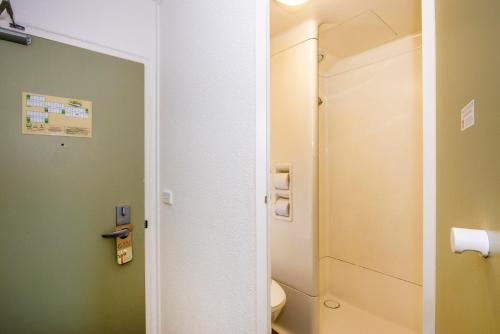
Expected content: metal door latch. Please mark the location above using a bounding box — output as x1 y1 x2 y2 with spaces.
101 229 129 239
101 205 134 264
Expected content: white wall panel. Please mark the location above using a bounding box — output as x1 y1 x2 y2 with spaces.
1 0 157 60
319 35 423 331
271 37 318 296
159 1 258 333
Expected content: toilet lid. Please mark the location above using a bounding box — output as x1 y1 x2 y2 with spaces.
271 280 286 308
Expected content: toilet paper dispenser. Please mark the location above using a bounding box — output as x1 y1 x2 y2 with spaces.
272 164 292 221
274 172 290 190
450 227 500 258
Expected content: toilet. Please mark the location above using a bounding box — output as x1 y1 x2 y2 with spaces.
271 279 287 321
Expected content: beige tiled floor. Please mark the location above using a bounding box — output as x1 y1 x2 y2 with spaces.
320 296 418 334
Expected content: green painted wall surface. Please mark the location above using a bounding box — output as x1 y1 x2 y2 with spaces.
436 1 500 333
0 37 145 333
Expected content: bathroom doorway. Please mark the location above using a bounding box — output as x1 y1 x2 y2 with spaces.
267 1 434 333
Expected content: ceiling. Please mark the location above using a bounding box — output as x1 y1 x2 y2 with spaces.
270 0 421 39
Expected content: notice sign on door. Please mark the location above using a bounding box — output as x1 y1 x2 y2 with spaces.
22 92 92 138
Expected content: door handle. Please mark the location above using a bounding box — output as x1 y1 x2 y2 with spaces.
101 228 129 239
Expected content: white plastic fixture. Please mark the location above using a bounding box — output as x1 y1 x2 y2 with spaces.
161 189 173 205
270 280 287 321
450 227 490 257
275 0 310 6
272 164 293 221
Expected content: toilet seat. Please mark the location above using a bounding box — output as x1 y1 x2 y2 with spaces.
271 280 286 311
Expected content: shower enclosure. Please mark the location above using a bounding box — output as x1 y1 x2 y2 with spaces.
270 16 422 334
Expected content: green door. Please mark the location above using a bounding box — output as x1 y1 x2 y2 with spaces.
0 37 145 333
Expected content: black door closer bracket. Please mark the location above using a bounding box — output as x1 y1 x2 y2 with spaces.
0 0 25 30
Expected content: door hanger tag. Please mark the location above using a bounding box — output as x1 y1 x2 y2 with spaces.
116 223 134 265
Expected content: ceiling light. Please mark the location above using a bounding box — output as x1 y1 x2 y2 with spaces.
275 0 310 6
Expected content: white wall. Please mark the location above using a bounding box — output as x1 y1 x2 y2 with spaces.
0 1 160 332
159 1 259 333
1 0 157 60
319 35 423 331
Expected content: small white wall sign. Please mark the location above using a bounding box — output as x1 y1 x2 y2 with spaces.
460 99 475 131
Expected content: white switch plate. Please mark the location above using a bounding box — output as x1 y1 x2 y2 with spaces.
161 190 173 205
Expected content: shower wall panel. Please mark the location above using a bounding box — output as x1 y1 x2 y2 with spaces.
271 35 318 297
319 35 423 331
270 24 319 334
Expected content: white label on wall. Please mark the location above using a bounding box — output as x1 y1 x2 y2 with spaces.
460 99 475 131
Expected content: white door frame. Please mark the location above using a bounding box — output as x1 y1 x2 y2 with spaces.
421 0 437 333
0 12 162 334
255 0 271 333
255 0 437 333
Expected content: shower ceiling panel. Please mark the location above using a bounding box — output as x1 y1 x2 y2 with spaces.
270 0 421 39
318 11 398 60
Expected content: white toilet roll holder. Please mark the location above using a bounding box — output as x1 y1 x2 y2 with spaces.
450 227 500 258
272 163 293 222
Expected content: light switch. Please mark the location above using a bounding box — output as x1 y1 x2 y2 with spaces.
161 190 173 205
